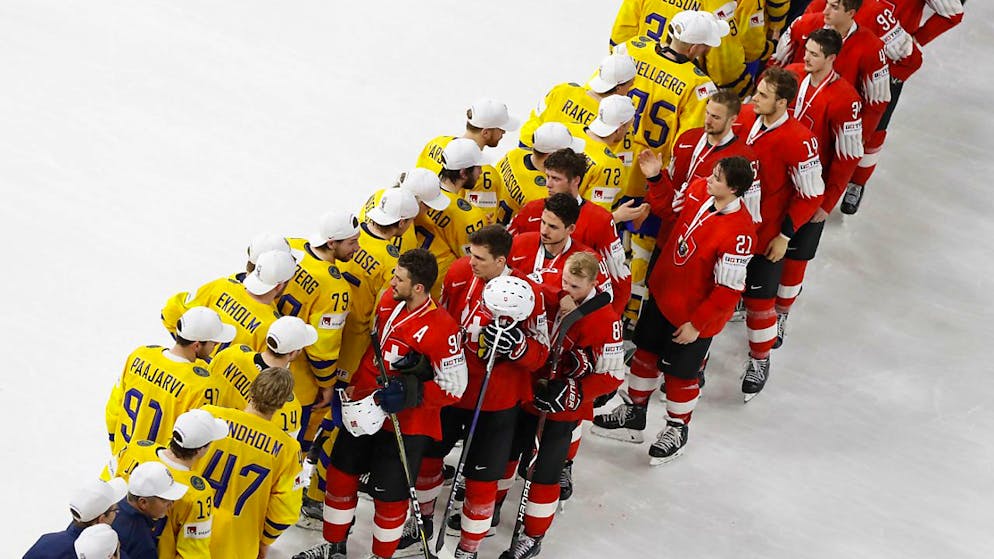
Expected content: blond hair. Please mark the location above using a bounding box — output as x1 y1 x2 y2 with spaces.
249 367 294 415
565 252 600 282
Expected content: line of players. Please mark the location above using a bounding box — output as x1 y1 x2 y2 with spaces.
35 2 963 559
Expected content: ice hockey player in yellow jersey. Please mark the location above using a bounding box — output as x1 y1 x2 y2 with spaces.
105 409 229 559
415 138 489 297
161 250 298 355
495 122 587 224
210 316 316 440
415 98 520 223
279 211 361 446
202 367 303 559
568 96 641 215
357 168 452 261
106 307 232 454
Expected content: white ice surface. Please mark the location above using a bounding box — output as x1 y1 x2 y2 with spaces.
2 1 992 557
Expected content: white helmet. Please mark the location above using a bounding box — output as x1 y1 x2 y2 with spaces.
483 276 535 323
340 390 386 436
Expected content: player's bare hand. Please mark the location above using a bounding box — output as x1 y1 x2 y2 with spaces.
612 200 649 223
672 322 700 344
258 543 270 558
637 149 663 179
313 386 334 409
559 294 577 318
765 235 789 263
809 208 828 223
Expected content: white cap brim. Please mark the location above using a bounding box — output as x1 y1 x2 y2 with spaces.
290 248 305 263
568 137 587 153
106 477 129 503
367 206 402 226
707 20 731 47
302 324 319 347
205 416 230 443
589 118 618 138
421 191 451 211
158 480 189 501
588 75 614 94
212 322 237 343
499 113 521 132
243 274 278 296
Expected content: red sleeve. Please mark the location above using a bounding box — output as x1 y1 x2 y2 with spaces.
507 201 541 236
515 279 552 373
645 174 677 225
689 216 756 333
784 128 825 236
822 94 863 212
915 11 963 46
440 257 471 310
591 215 632 317
421 315 465 409
577 310 625 402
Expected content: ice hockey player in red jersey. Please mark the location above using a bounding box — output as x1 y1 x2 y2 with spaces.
400 226 549 559
508 149 631 318
297 249 468 559
775 29 865 349
733 67 824 402
647 89 763 246
497 251 625 559
591 154 757 463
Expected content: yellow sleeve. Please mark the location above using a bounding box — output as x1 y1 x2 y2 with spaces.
766 0 789 38
464 164 501 225
304 277 350 387
161 279 220 336
260 443 304 546
414 136 453 175
355 190 381 223
610 0 645 48
105 380 123 448
580 148 627 211
170 481 214 559
518 87 556 148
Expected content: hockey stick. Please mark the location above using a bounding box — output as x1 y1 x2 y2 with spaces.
433 317 509 554
369 323 434 559
508 291 612 550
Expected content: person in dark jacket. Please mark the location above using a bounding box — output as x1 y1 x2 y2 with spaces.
24 477 128 559
111 462 186 559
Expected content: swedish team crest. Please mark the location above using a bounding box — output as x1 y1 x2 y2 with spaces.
456 198 472 211
604 147 617 158
193 366 210 378
137 439 154 447
535 176 547 187
387 244 400 257
328 265 342 279
239 344 253 352
191 476 207 491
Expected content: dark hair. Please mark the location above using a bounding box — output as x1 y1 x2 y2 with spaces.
543 149 588 182
398 248 438 293
709 89 742 115
716 156 755 197
840 0 862 11
438 168 463 184
543 192 581 227
169 439 204 461
468 225 513 258
807 28 843 57
760 66 799 103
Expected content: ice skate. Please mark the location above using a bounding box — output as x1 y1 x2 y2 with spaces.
840 182 864 215
742 357 771 402
394 515 433 558
589 394 646 443
499 534 543 559
648 419 688 466
292 540 347 559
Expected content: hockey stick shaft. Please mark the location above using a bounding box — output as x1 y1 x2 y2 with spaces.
508 291 612 547
433 321 506 553
370 324 433 559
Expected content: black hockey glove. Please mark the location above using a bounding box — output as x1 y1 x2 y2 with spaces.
533 377 583 413
560 347 594 379
392 351 433 382
592 389 616 408
480 323 527 360
377 375 423 414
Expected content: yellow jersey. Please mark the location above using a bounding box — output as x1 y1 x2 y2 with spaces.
415 135 500 224
200 405 303 559
106 346 220 453
614 37 717 196
162 275 281 355
105 440 215 559
278 238 352 388
414 188 487 297
358 188 418 257
567 124 629 211
209 345 303 438
494 147 550 225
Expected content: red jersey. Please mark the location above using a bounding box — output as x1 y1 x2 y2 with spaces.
507 232 612 318
508 197 631 316
523 296 626 423
895 0 964 48
649 127 762 244
648 178 757 338
774 14 891 133
805 0 925 81
351 291 467 440
786 64 865 212
439 258 550 412
735 108 825 246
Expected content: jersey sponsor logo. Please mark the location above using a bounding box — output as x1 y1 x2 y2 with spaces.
184 519 212 540
439 354 466 375
750 12 765 27
843 120 862 135
591 187 620 204
527 216 541 223
293 468 306 491
456 198 473 211
466 191 498 209
695 81 718 100
319 312 348 330
509 256 527 262
473 465 487 471
872 68 888 82
449 280 468 288
715 2 735 20
678 143 694 149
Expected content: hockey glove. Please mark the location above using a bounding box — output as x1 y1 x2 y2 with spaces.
561 347 594 379
377 375 424 414
592 389 616 408
480 323 527 360
392 351 434 382
533 377 583 413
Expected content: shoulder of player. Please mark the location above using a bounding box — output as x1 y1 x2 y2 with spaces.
421 135 457 150
445 256 474 283
423 306 461 334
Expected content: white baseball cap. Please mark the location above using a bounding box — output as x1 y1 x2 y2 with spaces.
468 98 520 131
367 188 421 226
129 462 188 501
172 408 229 449
69 478 128 523
266 316 318 354
442 138 483 171
670 10 731 48
589 95 637 137
400 168 450 211
176 307 237 344
247 233 304 265
589 53 638 94
308 211 360 247
532 122 586 154
243 250 298 296
74 524 119 559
